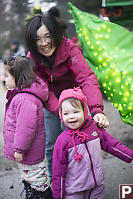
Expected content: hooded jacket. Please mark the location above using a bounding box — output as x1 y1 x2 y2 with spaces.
52 88 133 199
3 78 48 165
27 38 104 116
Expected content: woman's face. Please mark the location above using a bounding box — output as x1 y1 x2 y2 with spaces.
36 24 56 57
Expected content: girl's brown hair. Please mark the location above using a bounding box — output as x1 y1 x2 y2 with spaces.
4 56 39 90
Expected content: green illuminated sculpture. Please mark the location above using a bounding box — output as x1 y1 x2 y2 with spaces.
69 2 133 126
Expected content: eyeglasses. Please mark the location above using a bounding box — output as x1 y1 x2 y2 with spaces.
37 35 51 44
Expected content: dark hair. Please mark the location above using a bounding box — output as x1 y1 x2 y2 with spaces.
4 56 39 90
48 6 60 18
25 13 64 57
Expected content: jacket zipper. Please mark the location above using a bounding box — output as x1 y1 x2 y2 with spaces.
50 73 53 83
85 143 97 186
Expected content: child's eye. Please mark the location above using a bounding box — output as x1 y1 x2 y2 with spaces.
63 113 68 116
74 111 79 113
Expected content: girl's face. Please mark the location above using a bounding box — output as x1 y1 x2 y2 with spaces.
61 100 85 130
5 70 16 89
36 24 56 57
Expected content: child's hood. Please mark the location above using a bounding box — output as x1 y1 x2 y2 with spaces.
22 78 48 102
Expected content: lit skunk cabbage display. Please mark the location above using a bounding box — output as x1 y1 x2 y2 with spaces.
69 2 133 126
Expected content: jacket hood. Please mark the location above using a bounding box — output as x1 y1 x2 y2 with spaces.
22 78 48 102
6 78 48 111
59 87 88 122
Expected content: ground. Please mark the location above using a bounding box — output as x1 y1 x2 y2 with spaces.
0 83 133 199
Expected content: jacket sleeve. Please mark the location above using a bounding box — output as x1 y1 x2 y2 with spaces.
98 128 133 163
14 100 38 153
52 135 68 199
68 40 104 115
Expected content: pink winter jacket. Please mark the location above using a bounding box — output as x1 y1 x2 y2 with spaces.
28 38 104 116
3 79 48 165
52 117 133 199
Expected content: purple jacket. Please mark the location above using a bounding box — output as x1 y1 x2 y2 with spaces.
28 38 104 116
52 117 133 199
3 79 48 165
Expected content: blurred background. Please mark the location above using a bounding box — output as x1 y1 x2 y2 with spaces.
0 0 133 59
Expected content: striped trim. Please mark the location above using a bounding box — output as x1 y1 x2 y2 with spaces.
112 147 133 159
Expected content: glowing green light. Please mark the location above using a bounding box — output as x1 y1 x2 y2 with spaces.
116 78 121 82
125 92 129 96
87 41 90 45
90 45 94 49
119 92 122 95
103 62 107 67
95 34 98 39
107 28 111 32
98 57 102 61
98 47 102 51
103 83 107 87
105 35 109 39
96 41 100 44
94 52 98 56
104 91 107 93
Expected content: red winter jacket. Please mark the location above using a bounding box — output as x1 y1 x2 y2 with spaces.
28 38 104 116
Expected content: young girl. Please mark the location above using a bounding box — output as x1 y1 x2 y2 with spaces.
3 56 53 199
52 87 133 199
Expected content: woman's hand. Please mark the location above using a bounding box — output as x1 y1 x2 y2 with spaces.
14 152 23 162
93 113 109 128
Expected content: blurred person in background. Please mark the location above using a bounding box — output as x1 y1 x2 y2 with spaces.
10 39 26 57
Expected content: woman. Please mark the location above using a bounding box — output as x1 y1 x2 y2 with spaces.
25 13 109 182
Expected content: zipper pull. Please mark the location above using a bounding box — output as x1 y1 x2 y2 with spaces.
51 74 53 82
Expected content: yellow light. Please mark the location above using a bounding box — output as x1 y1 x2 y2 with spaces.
96 41 100 44
103 62 107 67
98 47 102 51
108 97 111 100
125 92 129 96
110 93 113 96
95 34 98 39
79 33 81 37
116 78 121 82
105 35 109 39
98 57 102 61
90 45 94 49
124 98 128 101
87 41 90 45
108 87 110 90
107 28 111 32
97 27 100 31
104 91 107 93
99 34 103 38
96 67 98 70
94 52 98 56
109 82 112 85
119 92 122 95
103 24 106 28
114 103 117 107
103 83 107 87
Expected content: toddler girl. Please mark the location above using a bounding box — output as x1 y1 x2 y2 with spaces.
52 87 133 199
3 56 53 199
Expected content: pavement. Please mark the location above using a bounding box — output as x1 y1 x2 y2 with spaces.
0 83 133 199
